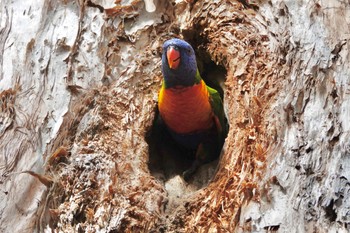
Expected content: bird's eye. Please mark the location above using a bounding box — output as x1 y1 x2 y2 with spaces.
186 48 192 54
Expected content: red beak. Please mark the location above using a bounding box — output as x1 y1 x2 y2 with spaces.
167 46 180 69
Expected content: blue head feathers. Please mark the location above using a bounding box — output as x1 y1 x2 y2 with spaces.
161 38 198 88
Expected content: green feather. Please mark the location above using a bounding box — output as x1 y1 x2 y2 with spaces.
210 89 227 147
194 69 202 84
190 69 226 140
197 70 227 142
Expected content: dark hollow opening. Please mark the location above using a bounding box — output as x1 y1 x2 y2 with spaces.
147 40 228 188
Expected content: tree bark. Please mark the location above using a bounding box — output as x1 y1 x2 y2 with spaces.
0 0 349 232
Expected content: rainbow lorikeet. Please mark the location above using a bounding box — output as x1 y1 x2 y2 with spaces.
157 38 227 180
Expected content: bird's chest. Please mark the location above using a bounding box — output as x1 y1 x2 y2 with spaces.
158 82 213 134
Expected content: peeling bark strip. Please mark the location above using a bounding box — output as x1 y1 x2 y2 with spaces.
1 0 350 232
0 7 12 81
0 88 16 138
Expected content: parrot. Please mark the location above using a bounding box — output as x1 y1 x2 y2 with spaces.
157 38 227 180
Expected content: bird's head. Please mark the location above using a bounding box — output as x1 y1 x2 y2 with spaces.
161 38 198 88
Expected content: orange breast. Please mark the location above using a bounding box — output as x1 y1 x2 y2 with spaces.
158 80 213 134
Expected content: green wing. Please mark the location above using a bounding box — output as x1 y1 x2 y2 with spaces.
195 69 227 141
207 85 227 142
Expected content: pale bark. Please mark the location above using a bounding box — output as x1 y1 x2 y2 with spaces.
0 0 349 232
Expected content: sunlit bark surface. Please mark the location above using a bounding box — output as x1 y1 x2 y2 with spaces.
0 0 349 232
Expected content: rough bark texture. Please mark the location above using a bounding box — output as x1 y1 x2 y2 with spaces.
0 0 349 232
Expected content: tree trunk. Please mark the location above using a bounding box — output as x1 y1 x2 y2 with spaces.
0 0 349 232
